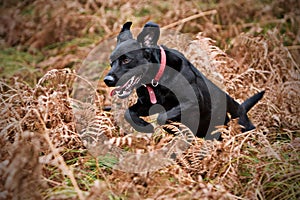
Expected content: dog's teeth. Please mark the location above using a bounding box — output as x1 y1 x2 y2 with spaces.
114 75 142 99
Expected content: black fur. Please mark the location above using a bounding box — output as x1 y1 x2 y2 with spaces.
104 22 264 140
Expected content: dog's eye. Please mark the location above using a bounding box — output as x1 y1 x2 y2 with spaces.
121 58 132 65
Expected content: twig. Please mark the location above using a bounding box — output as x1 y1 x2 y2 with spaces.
241 18 286 29
31 109 86 200
43 177 62 186
162 10 217 29
286 45 300 50
279 170 300 181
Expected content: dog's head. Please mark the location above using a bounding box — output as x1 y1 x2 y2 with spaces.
104 22 161 98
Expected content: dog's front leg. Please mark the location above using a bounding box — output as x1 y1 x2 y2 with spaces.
157 105 181 125
124 104 154 133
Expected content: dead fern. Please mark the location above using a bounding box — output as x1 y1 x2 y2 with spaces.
1 1 299 199
0 70 86 199
224 30 300 133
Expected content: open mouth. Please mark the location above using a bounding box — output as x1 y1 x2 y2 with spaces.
110 75 142 98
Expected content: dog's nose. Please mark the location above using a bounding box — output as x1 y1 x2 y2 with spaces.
104 75 116 87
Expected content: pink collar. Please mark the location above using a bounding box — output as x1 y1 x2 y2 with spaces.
146 46 166 104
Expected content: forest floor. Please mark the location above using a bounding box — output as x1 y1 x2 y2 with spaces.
0 0 299 199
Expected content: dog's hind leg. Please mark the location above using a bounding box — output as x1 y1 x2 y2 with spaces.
226 91 265 132
238 91 265 132
226 94 241 119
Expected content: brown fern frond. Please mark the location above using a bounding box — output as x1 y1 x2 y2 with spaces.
37 68 76 89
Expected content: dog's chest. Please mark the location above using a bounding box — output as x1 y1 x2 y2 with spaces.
137 86 179 108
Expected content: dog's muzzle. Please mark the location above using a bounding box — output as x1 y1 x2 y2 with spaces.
109 75 142 99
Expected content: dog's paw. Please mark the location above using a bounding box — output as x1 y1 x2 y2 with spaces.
157 112 167 125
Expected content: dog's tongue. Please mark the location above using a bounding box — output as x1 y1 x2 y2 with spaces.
110 85 124 97
110 89 116 96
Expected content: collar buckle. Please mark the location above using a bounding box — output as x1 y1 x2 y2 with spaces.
151 79 159 87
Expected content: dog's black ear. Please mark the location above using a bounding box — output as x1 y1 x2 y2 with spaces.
137 22 160 47
117 22 133 44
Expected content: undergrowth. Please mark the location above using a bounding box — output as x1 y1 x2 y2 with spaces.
0 0 299 199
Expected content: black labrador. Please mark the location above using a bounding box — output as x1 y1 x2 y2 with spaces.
104 22 264 140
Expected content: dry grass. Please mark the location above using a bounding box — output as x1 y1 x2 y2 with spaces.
1 0 300 199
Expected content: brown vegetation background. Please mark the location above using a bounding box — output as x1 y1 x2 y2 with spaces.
0 0 299 199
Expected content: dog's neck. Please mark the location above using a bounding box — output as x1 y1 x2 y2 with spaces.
145 46 166 104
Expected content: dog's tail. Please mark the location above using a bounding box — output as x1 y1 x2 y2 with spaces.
238 91 265 132
241 91 265 113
